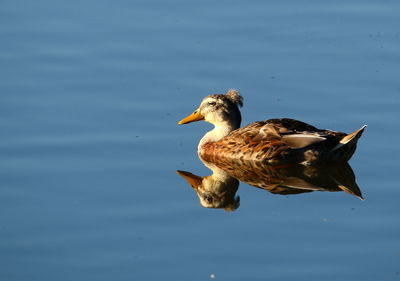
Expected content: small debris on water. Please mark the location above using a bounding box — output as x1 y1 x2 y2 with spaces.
210 273 216 279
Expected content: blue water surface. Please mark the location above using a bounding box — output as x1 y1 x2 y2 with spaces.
1 0 400 280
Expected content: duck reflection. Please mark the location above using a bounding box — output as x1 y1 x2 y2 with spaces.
177 161 241 211
177 156 363 211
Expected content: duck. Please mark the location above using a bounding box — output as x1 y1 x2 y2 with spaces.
178 89 366 165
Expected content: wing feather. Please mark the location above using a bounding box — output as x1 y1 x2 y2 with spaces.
281 134 326 149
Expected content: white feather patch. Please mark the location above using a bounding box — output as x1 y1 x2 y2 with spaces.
282 134 326 149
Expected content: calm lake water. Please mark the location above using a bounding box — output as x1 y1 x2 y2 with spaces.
1 0 400 280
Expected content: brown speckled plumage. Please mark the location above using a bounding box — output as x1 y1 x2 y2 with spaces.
179 90 366 165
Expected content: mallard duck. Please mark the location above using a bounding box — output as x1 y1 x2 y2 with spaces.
178 89 366 165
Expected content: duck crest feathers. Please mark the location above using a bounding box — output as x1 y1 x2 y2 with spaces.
225 89 243 107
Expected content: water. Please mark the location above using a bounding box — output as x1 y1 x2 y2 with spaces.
1 0 400 280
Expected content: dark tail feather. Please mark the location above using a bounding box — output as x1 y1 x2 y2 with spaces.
339 125 367 146
330 125 367 161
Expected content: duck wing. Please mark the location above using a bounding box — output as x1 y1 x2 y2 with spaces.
203 118 347 164
228 118 343 148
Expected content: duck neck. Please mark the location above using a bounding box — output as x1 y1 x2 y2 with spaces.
198 120 240 151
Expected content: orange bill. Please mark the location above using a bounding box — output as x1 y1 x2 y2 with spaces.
176 170 203 189
178 110 204 125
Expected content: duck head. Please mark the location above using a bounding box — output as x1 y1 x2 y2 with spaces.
178 89 243 129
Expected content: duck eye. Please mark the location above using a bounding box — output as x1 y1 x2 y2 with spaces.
204 195 213 203
208 102 216 106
